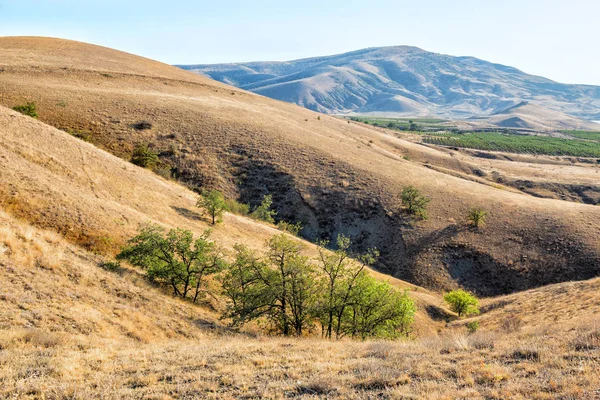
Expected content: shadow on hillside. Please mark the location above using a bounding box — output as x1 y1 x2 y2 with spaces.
409 224 466 254
171 206 206 222
228 147 407 274
425 305 453 322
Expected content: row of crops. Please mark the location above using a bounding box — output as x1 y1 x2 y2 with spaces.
422 132 600 158
560 130 600 141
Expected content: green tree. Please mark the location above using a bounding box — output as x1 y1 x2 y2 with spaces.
444 289 480 318
220 244 271 327
265 234 313 336
467 207 488 228
251 194 277 223
131 143 159 169
12 102 38 118
315 235 379 339
197 190 227 224
117 224 225 302
345 276 416 339
220 234 315 336
401 186 431 220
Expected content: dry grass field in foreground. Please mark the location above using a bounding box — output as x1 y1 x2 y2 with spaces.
2 208 600 399
2 321 600 399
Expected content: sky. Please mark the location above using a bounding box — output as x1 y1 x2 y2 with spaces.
0 0 598 85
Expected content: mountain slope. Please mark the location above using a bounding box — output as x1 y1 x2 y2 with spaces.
1 37 600 297
180 46 600 120
469 101 600 131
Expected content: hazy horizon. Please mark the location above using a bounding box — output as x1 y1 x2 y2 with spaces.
0 0 599 86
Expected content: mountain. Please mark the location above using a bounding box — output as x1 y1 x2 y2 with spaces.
179 46 600 120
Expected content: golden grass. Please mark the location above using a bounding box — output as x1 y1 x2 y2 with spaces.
2 322 599 399
2 207 600 399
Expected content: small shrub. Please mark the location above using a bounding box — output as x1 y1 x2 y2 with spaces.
251 194 277 223
224 199 250 216
21 329 63 348
132 120 153 130
154 165 172 179
467 207 488 228
12 102 38 118
444 290 480 318
131 143 159 168
571 330 600 351
277 221 303 236
401 185 431 220
99 261 122 273
466 320 480 334
469 332 496 350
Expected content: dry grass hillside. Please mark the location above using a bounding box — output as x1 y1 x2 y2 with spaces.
3 202 600 399
2 37 600 399
0 105 444 335
0 37 599 296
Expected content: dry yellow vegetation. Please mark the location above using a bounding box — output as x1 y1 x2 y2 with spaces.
1 37 600 399
0 37 599 295
2 209 600 399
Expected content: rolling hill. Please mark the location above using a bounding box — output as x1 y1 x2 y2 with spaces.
1 37 600 297
2 37 600 399
180 46 600 121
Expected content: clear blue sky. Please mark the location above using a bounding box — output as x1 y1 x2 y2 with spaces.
1 0 598 85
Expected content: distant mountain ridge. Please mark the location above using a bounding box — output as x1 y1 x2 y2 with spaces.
179 46 600 120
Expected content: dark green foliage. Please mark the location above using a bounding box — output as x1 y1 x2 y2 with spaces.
401 186 431 220
251 194 277 223
99 261 122 273
67 129 92 142
131 143 160 168
444 289 480 318
560 130 600 141
221 234 415 339
117 224 225 303
12 102 38 118
221 235 315 336
350 116 449 132
197 190 226 224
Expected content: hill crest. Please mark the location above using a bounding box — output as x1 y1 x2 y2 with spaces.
180 46 600 121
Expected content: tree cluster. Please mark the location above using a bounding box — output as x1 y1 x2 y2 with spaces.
221 234 416 339
118 225 417 339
